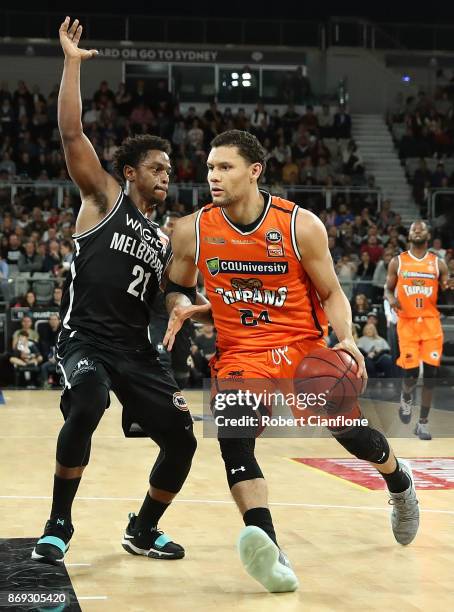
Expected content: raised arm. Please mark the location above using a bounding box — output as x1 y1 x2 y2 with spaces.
163 213 213 350
295 208 366 380
58 17 120 233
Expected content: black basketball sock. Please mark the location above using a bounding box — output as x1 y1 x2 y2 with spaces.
50 475 81 521
136 493 170 529
419 405 430 422
380 461 411 493
243 507 278 546
402 390 412 402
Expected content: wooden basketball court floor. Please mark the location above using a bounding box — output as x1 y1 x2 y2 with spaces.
1 389 454 611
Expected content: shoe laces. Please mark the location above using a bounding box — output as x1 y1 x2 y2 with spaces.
400 400 413 415
151 527 164 536
388 493 418 519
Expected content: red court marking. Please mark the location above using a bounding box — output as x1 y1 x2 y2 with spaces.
292 458 454 490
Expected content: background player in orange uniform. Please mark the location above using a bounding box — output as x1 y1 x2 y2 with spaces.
164 131 419 593
386 221 454 440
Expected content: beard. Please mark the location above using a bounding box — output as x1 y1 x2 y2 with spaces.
411 236 427 246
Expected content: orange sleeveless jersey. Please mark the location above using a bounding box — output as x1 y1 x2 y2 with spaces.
195 192 327 351
395 251 440 319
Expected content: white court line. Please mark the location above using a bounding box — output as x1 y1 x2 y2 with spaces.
77 596 107 600
0 435 125 439
1 495 454 515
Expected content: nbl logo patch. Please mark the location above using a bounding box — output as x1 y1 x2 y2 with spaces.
265 229 284 257
430 351 439 360
173 391 189 411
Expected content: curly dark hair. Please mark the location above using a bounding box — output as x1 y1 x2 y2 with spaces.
112 135 171 183
210 129 266 177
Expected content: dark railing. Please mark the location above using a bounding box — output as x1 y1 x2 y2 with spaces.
0 181 382 213
2 12 454 51
0 11 324 47
428 188 454 219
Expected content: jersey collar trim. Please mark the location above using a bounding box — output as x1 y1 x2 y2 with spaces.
407 250 429 262
220 191 271 236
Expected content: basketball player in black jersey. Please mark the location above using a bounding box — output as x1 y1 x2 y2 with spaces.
32 17 197 565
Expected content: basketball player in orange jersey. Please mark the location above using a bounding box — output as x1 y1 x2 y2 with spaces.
386 221 454 440
163 130 419 592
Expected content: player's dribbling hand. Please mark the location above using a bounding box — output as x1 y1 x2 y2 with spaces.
59 16 98 61
333 338 368 390
163 303 212 351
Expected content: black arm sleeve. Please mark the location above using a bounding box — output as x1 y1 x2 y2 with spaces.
164 280 197 304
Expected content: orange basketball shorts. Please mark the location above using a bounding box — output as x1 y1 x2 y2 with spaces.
397 317 443 369
210 337 362 424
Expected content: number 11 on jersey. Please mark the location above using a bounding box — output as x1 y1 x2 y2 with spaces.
127 264 151 301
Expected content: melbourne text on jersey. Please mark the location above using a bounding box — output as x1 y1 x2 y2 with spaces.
109 215 167 279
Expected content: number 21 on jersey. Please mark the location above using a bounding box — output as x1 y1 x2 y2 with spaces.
127 264 151 301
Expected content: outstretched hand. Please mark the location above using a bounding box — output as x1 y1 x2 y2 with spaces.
59 16 98 61
163 303 212 351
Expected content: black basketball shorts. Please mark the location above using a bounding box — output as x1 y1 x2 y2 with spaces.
57 331 193 437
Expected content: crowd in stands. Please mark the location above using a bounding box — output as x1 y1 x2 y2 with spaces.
0 78 363 192
389 87 454 248
1 79 453 386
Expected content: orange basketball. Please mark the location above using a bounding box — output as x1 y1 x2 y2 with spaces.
293 347 362 417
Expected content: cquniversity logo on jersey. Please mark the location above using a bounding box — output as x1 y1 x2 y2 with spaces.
206 258 288 276
402 270 436 280
206 257 220 276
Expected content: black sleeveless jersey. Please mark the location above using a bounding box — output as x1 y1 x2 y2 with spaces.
59 189 172 350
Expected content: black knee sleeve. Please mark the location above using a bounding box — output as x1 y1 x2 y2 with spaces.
218 438 264 488
57 381 109 467
149 424 197 493
334 426 390 464
423 363 438 389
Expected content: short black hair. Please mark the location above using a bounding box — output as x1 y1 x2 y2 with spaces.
210 130 266 177
113 135 171 184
